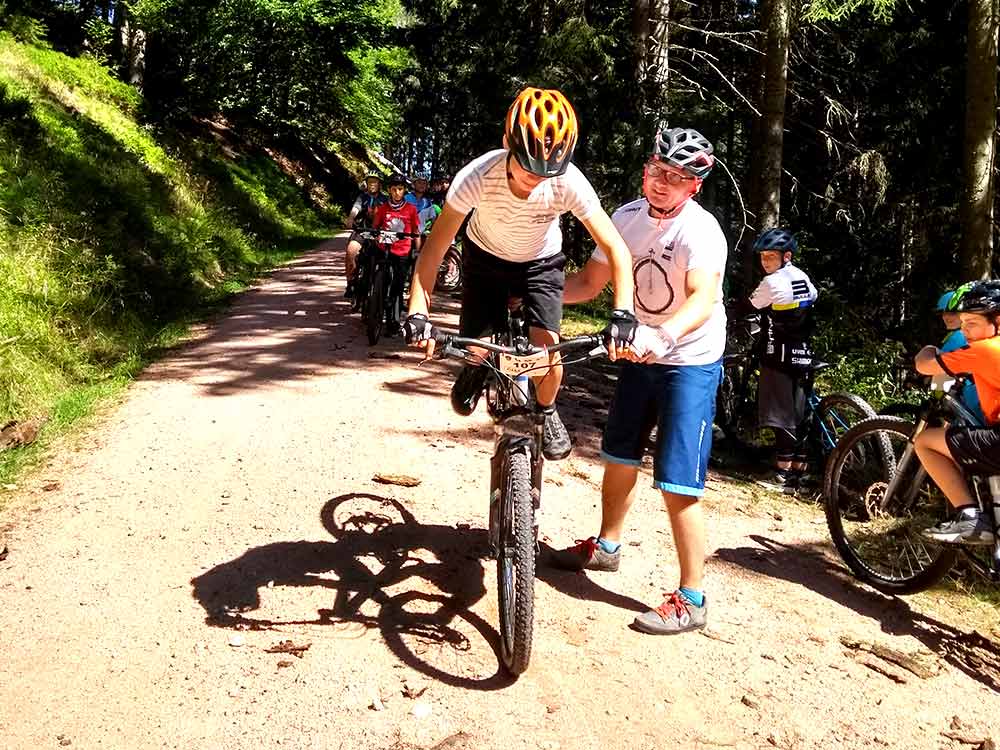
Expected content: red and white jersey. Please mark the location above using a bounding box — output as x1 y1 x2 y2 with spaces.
373 201 420 256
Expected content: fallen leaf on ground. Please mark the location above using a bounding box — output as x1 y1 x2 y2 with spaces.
42 482 61 492
0 546 7 561
373 473 421 487
265 640 311 658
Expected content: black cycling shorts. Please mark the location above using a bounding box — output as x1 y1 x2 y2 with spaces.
459 233 566 337
946 425 1000 476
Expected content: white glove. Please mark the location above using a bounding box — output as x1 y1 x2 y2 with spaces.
631 325 676 362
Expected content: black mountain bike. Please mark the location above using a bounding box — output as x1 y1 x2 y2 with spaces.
427 308 605 675
715 313 879 471
351 229 420 345
823 375 1000 594
435 240 463 294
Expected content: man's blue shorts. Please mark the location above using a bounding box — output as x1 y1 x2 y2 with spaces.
601 359 722 497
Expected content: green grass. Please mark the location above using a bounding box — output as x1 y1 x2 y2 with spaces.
0 35 336 487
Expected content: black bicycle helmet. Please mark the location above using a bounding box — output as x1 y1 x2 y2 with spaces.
954 280 1000 315
753 227 798 255
386 172 408 189
652 127 715 178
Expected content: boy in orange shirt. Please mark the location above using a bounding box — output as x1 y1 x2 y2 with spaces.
914 280 1000 544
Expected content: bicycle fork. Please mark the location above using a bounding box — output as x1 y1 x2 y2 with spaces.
487 425 543 558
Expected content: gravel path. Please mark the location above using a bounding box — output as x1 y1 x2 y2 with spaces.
1 235 998 750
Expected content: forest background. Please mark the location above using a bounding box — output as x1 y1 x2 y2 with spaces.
1 0 998 478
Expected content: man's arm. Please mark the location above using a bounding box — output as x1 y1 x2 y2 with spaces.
347 195 363 227
564 257 613 304
580 210 635 312
407 202 467 319
659 267 720 343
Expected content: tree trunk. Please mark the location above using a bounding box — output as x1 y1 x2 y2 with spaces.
960 0 998 279
748 0 792 233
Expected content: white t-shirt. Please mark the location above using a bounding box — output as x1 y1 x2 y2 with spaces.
592 198 728 366
749 263 818 311
446 149 601 262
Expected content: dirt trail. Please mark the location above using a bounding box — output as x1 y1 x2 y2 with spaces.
1 235 998 750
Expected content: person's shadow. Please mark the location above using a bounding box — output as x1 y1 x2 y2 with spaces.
191 492 646 690
714 534 1000 692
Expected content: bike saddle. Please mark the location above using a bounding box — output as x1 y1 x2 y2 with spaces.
810 361 832 373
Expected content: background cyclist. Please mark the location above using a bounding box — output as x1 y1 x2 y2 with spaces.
914 280 1000 545
404 86 637 461
746 228 819 495
344 173 386 298
936 283 984 424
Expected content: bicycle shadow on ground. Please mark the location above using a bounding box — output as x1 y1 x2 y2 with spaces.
191 492 518 689
713 534 1000 693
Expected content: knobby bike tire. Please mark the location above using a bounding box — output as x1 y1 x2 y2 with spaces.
813 391 889 468
436 245 463 293
823 416 956 595
496 448 535 675
715 360 768 456
365 265 386 346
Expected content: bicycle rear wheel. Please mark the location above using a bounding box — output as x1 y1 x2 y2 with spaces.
715 359 769 456
365 264 386 345
824 416 956 594
496 447 534 675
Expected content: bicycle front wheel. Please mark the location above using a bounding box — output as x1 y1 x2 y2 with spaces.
496 448 535 675
824 416 956 594
365 264 386 345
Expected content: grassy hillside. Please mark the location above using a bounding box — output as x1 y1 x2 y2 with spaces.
0 35 336 483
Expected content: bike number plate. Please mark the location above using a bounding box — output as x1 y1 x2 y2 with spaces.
499 351 549 377
378 231 398 245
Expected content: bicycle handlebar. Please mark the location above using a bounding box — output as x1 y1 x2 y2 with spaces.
432 331 603 358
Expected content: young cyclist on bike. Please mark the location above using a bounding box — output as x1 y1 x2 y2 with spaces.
345 174 386 298
936 283 984 424
549 126 727 635
915 279 1000 544
370 174 421 328
404 87 637 461
747 228 819 495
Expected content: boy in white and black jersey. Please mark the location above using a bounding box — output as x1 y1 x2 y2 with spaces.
404 88 637 462
747 228 819 493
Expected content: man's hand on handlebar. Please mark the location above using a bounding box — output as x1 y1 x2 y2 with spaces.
602 309 639 362
404 313 438 358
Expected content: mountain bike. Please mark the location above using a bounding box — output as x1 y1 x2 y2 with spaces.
351 230 420 345
426 307 605 675
714 313 879 472
823 375 1000 594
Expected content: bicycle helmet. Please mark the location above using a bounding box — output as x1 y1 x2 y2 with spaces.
945 281 974 311
935 291 955 312
386 173 408 189
652 127 715 178
505 87 579 178
752 227 798 255
954 280 1000 315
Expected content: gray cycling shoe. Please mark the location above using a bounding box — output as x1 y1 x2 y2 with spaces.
548 537 620 572
632 591 707 635
922 510 995 546
541 406 572 461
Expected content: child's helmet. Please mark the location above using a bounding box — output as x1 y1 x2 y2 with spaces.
935 291 955 312
752 228 798 255
505 87 579 177
955 280 1000 315
386 173 408 188
652 127 715 178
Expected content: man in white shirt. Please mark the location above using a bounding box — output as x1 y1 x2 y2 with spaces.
404 87 637 461
550 127 727 636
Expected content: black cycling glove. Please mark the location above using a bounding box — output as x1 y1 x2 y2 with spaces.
404 313 435 345
603 309 638 348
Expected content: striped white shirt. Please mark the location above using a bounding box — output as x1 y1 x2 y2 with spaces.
445 149 601 262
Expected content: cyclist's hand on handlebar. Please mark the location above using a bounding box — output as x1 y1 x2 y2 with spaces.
404 313 437 357
602 309 638 362
632 325 675 363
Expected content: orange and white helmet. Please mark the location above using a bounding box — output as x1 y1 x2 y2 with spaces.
504 87 579 177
